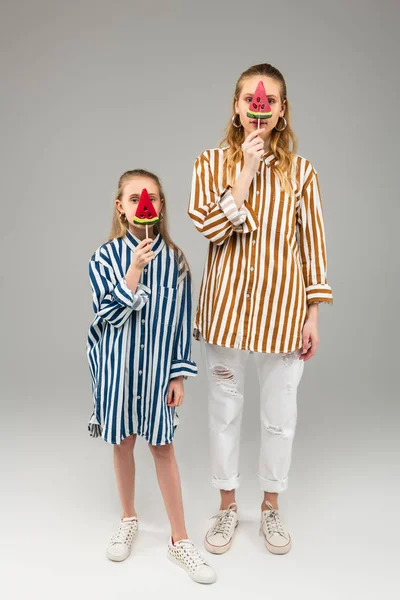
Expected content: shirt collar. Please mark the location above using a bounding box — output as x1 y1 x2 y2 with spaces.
123 230 165 256
262 150 278 167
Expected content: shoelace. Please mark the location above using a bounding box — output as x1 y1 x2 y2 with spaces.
263 510 286 538
110 520 136 545
176 541 208 568
210 509 235 539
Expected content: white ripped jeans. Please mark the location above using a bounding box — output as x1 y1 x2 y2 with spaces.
201 339 305 493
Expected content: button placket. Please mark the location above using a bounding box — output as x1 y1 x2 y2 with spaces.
138 299 146 401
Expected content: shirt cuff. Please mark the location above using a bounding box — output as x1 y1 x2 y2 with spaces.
305 284 333 304
170 359 198 380
112 280 151 309
218 189 248 227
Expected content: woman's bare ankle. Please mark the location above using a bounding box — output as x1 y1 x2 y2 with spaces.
262 492 279 511
220 490 237 510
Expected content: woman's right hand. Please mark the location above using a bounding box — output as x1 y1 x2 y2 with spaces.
241 129 266 176
130 238 155 271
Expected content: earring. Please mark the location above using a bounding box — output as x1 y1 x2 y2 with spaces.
118 212 126 222
275 116 287 132
159 212 164 220
232 114 242 128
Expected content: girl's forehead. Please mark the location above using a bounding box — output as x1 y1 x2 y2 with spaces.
240 76 281 97
123 177 159 195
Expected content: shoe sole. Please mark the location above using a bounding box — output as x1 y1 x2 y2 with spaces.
263 536 292 555
204 520 239 555
106 531 137 562
167 552 217 584
106 549 131 562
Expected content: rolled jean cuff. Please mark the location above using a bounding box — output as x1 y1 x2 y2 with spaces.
212 473 240 491
258 475 288 493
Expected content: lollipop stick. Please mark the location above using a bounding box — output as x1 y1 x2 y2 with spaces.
146 223 148 239
258 117 260 129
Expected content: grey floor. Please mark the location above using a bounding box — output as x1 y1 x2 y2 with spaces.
4 386 397 600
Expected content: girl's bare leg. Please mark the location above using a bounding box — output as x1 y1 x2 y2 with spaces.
149 442 188 542
113 434 137 518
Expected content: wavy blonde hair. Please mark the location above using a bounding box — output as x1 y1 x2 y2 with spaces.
109 169 189 272
221 63 298 195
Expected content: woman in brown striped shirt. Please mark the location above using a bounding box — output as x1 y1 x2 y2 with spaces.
188 63 333 556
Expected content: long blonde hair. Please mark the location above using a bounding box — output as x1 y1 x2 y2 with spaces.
221 63 298 195
109 169 189 273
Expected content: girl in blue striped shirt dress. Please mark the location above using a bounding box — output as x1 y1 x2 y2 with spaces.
86 169 216 584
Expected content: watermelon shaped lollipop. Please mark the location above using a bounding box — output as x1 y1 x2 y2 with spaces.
134 188 159 237
246 81 272 127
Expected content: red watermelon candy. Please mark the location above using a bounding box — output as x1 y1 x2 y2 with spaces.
134 188 159 225
246 80 272 120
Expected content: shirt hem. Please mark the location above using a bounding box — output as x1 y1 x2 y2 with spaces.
194 325 303 354
98 427 176 446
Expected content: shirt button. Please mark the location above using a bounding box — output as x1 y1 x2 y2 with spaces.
246 293 251 298
139 370 142 375
256 191 260 195
141 319 145 323
144 268 147 273
257 171 261 175
137 396 141 400
140 344 144 349
252 240 256 245
250 266 254 271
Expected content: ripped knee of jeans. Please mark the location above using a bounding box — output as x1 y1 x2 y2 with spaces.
264 423 290 438
211 364 239 396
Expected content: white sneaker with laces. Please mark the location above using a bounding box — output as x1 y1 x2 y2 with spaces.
106 516 138 562
167 538 217 584
260 501 291 554
204 502 239 554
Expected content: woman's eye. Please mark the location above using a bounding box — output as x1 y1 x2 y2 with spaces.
268 99 276 104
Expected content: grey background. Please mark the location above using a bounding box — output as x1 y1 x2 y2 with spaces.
1 0 399 598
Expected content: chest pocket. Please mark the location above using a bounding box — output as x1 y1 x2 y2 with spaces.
156 286 178 326
266 194 297 237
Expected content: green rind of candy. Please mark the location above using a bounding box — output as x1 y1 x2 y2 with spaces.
133 216 160 224
246 110 272 119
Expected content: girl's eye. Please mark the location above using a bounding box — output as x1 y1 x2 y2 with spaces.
268 99 276 104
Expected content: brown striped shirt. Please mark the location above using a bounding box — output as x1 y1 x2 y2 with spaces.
188 147 333 354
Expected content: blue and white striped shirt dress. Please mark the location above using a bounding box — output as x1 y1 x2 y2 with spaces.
87 230 198 445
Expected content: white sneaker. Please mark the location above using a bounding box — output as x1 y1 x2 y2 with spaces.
106 517 138 562
167 538 217 584
204 502 239 554
260 501 291 554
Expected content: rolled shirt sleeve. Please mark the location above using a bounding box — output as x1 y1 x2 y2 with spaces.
188 150 259 245
170 260 198 380
89 257 151 328
297 168 333 305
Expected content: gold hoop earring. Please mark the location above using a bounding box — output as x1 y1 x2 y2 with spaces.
232 114 242 128
275 116 287 132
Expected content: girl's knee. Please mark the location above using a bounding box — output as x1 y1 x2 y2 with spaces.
115 434 136 452
148 442 174 460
